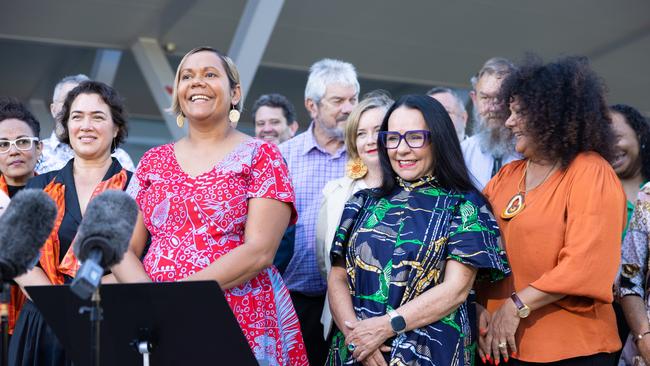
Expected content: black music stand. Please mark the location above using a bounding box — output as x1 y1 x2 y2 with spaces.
26 281 258 366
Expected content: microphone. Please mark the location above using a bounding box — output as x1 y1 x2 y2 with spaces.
0 189 57 282
70 190 138 299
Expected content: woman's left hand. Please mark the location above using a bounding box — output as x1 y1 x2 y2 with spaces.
345 316 393 362
485 299 519 363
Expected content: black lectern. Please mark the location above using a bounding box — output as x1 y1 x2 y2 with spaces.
26 281 258 366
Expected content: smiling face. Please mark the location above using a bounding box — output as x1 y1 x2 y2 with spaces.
355 107 384 169
0 118 41 186
67 93 118 161
386 107 434 181
611 111 641 179
254 106 295 145
504 98 538 160
177 51 240 124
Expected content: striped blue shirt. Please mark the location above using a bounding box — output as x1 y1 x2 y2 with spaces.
279 122 347 295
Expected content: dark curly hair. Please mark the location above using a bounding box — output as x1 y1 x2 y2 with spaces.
611 104 650 181
499 55 614 167
58 81 128 152
0 97 41 137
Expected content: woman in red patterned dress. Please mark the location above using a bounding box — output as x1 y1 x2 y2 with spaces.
112 47 308 365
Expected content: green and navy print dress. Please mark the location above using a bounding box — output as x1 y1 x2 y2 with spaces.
327 182 510 366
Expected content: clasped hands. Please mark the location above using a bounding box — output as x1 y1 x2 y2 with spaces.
343 316 393 366
477 301 519 365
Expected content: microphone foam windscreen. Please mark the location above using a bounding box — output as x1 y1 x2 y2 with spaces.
74 190 138 268
0 189 57 280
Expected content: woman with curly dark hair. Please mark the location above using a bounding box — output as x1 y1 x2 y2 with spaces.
614 104 650 365
610 104 650 223
476 56 626 365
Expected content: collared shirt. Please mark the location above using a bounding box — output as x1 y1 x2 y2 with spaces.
460 134 520 190
279 122 347 295
37 131 136 174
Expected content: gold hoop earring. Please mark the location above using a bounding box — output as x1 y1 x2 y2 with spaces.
228 105 240 128
176 114 185 128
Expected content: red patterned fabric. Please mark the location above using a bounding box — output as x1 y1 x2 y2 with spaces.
129 139 307 365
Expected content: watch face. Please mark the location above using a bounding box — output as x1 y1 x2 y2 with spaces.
518 306 531 318
391 315 406 333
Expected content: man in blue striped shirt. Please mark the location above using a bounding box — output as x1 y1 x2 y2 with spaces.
279 58 359 365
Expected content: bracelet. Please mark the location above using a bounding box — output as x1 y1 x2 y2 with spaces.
636 331 650 342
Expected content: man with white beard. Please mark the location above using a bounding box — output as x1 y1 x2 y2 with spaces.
462 57 519 189
279 58 359 366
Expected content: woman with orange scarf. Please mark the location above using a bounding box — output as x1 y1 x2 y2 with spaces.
0 98 43 360
9 81 132 366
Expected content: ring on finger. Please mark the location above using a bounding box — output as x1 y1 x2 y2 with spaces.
498 342 507 349
347 343 357 352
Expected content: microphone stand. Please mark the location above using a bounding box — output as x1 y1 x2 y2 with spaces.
0 282 10 366
79 288 102 366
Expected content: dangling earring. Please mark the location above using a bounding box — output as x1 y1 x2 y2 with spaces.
176 114 185 128
111 138 117 153
229 105 240 128
346 158 368 180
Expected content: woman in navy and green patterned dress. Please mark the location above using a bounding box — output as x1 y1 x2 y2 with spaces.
327 95 511 366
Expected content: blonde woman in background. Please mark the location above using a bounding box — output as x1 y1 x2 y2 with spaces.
316 91 393 340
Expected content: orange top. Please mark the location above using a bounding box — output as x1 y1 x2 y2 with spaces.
478 152 625 362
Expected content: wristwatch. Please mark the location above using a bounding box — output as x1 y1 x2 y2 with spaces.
387 309 406 335
510 292 531 318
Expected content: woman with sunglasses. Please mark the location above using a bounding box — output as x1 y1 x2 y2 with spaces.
326 94 510 365
0 98 42 359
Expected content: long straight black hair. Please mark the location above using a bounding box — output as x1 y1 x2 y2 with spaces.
375 94 479 197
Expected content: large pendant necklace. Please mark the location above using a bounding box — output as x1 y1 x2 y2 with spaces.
501 160 557 220
396 174 437 192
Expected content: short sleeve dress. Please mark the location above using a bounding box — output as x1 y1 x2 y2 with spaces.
127 139 308 366
327 180 510 366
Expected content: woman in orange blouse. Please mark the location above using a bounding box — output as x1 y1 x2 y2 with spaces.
477 56 626 365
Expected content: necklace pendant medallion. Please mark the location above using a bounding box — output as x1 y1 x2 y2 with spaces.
501 192 525 220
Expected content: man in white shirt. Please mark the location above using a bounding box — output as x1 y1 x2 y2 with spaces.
37 74 135 173
461 58 519 189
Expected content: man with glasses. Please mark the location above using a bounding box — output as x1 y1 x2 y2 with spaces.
279 58 359 366
37 74 134 173
427 87 468 142
461 58 519 189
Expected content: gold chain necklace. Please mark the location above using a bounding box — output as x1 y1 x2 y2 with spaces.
396 174 437 192
501 160 557 220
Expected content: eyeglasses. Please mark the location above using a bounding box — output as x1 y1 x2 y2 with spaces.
378 130 431 149
0 137 40 153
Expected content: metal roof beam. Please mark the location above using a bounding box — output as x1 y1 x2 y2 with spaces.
131 37 184 140
91 49 122 86
228 0 285 104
